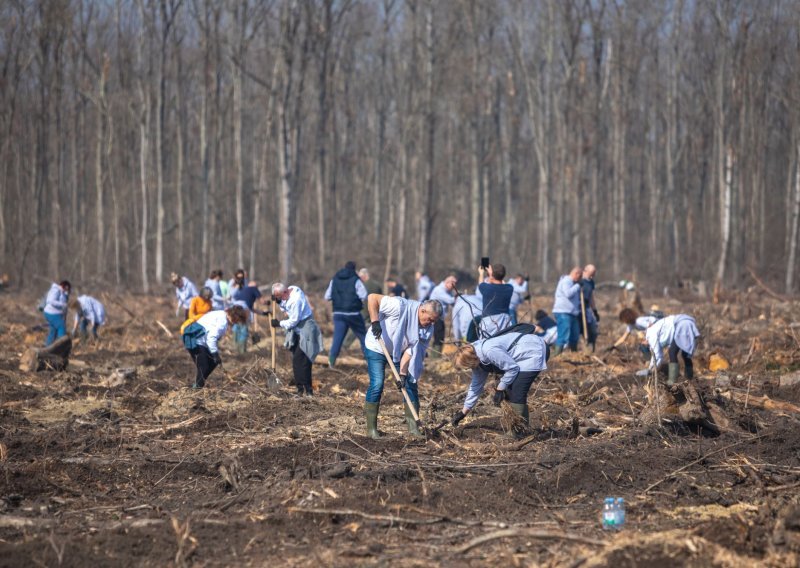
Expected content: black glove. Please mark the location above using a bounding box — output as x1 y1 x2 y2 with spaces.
270 319 281 328
370 321 382 339
524 274 530 282
493 389 507 406
211 352 222 365
593 308 600 322
271 295 280 303
260 309 271 316
451 410 466 426
395 374 407 391
524 294 532 301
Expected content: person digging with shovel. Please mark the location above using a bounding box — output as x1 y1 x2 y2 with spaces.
451 330 549 438
364 293 442 439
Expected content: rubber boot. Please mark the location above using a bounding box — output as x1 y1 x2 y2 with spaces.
506 403 528 439
667 362 680 386
684 358 694 380
364 402 381 439
552 345 563 357
405 400 424 438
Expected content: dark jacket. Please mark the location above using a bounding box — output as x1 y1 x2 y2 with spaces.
331 268 363 313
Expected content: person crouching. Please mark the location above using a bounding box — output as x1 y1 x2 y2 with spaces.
183 305 248 389
451 332 549 437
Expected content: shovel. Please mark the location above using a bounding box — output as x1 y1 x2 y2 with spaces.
378 337 425 433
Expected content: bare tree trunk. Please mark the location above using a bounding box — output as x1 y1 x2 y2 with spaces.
716 145 733 284
136 0 150 292
417 0 435 272
95 57 108 275
786 142 800 293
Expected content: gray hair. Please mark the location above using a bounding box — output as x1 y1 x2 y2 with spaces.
421 299 444 319
271 282 287 296
358 268 369 278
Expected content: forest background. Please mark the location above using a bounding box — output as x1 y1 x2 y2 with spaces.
2 0 800 293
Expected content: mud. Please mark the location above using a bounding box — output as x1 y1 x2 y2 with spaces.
0 291 799 566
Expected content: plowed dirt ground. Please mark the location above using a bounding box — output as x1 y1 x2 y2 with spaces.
1 289 799 567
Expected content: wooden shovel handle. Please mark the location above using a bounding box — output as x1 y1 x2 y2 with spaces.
378 337 422 424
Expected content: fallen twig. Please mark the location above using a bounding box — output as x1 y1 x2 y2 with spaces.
156 320 175 338
454 528 605 554
643 435 767 494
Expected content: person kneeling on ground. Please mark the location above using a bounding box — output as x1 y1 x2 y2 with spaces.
451 331 549 438
271 282 323 397
182 305 248 389
642 314 701 385
70 295 106 341
363 293 442 439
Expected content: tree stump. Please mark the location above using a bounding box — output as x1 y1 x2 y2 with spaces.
19 336 72 372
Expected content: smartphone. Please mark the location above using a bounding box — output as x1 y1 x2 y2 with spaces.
480 257 490 269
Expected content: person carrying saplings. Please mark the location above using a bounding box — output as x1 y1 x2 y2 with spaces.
182 305 248 389
643 314 701 385
451 330 550 437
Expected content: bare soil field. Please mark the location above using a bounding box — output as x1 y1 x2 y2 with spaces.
1 289 799 567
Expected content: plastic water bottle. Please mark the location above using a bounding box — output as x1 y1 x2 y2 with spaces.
602 497 625 530
614 498 626 529
602 497 616 530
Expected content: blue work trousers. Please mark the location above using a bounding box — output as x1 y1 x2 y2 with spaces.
44 312 66 346
555 313 580 350
329 313 367 363
365 349 418 405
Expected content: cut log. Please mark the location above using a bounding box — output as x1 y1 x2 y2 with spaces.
19 336 72 372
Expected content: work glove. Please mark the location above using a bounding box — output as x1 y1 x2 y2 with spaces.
492 388 507 407
524 294 532 301
451 410 466 427
524 274 530 282
271 295 280 304
593 308 600 322
251 332 262 345
370 321 382 339
270 319 281 328
211 352 222 366
395 374 407 391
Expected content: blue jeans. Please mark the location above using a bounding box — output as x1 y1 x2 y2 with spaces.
365 349 419 405
44 312 66 346
555 313 580 350
330 313 367 363
79 318 99 339
508 308 518 326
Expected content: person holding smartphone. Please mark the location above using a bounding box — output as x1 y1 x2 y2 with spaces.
476 261 514 337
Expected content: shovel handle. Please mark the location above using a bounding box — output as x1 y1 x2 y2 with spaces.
378 337 422 424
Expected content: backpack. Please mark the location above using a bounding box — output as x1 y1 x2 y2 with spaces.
182 322 207 350
476 323 540 375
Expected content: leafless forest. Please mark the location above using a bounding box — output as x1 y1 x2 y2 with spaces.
2 0 800 291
